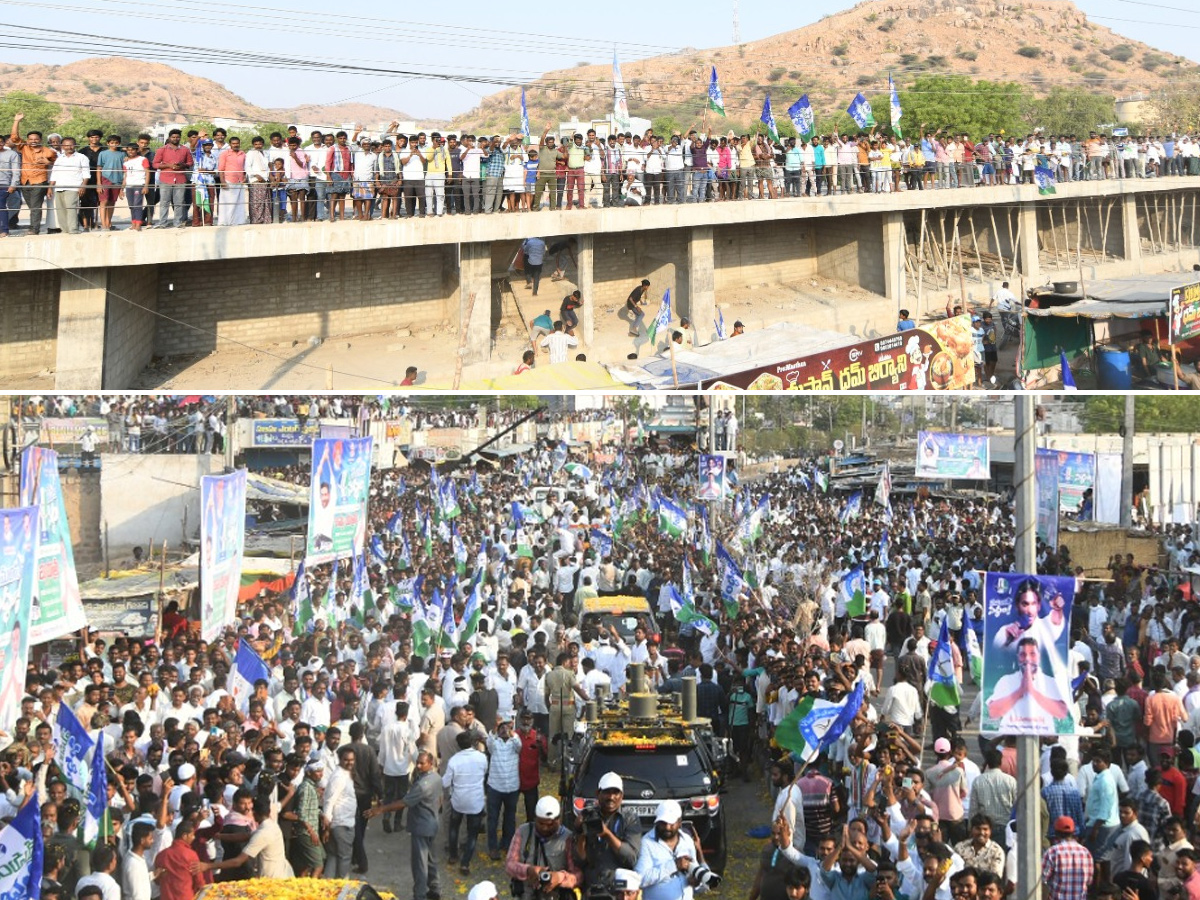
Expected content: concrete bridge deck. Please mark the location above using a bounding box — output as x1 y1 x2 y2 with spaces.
3 176 1199 389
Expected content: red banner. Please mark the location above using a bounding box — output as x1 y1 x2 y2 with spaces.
701 315 976 391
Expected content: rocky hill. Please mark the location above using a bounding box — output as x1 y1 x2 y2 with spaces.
0 58 415 127
451 0 1199 131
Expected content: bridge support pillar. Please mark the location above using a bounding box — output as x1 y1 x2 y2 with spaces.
55 267 109 389
1018 205 1040 283
882 211 907 311
1122 194 1143 269
688 225 715 347
459 242 492 363
577 233 594 346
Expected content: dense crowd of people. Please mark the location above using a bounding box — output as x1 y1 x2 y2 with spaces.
8 422 1200 900
5 111 1200 232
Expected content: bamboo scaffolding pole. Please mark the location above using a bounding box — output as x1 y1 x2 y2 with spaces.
939 212 949 290
1100 198 1113 262
1009 210 1021 279
917 208 927 319
969 211 984 281
1049 206 1063 269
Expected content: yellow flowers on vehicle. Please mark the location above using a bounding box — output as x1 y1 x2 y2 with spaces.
197 878 389 900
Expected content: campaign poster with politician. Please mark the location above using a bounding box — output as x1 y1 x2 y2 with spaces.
914 432 991 480
0 508 37 731
19 447 87 643
981 572 1077 736
1054 451 1095 512
697 454 726 501
306 437 373 565
200 469 248 642
1035 449 1061 550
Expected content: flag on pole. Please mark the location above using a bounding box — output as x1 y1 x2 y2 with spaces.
291 559 312 635
760 95 780 143
551 441 569 474
1060 350 1077 390
590 528 614 559
928 618 962 708
54 703 93 793
878 530 890 568
773 681 865 762
840 565 867 617
889 75 902 138
520 88 530 142
232 638 270 711
815 470 829 493
734 496 769 549
715 308 726 340
83 729 110 848
787 95 815 137
657 494 687 539
1035 165 1058 196
0 796 42 898
839 491 863 522
966 626 983 685
847 92 876 129
412 590 445 657
613 52 631 132
875 462 892 509
708 67 725 117
666 583 717 636
459 581 482 645
452 523 468 575
648 288 672 345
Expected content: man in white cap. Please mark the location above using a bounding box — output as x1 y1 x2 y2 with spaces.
613 869 643 900
635 799 700 900
505 795 582 893
467 881 499 900
575 772 642 893
169 762 196 815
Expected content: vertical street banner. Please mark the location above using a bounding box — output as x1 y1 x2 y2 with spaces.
19 447 87 643
697 454 726 501
200 469 248 643
981 572 1077 736
1035 448 1061 550
914 432 991 479
307 436 373 564
1054 451 1095 512
0 508 37 732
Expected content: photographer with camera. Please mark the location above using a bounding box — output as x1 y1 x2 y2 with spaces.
505 796 583 900
574 772 643 897
635 799 720 900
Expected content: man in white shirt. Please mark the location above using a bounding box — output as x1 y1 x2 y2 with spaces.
378 701 420 832
880 670 923 731
539 321 579 365
123 821 155 900
443 731 489 873
48 136 89 234
76 844 121 900
322 745 359 877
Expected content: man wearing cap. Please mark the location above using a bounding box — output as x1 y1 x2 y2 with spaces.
926 738 968 844
367 750 442 900
443 730 489 875
505 795 583 895
575 772 643 895
1042 816 1093 900
283 756 325 876
636 799 700 900
486 715 523 861
468 882 500 900
614 869 644 900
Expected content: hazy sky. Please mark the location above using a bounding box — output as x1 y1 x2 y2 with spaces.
2 0 1195 121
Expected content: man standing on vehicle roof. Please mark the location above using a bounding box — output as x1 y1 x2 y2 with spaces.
574 772 644 896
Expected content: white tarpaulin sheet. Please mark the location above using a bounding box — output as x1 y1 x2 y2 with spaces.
1095 452 1123 524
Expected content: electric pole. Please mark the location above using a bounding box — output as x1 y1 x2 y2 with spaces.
1014 394 1042 900
225 396 235 473
1121 395 1135 527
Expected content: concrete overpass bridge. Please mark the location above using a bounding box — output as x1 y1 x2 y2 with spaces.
2 177 1199 389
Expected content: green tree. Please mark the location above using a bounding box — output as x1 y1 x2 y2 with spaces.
58 107 139 142
652 115 682 137
1025 88 1115 137
0 91 62 138
898 75 1026 139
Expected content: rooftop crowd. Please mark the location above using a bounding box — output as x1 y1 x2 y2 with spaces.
4 110 1200 233
8 423 1200 900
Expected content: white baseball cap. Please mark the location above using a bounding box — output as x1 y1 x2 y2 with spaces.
613 869 642 892
654 799 683 824
535 796 561 819
598 772 624 793
177 763 196 781
468 882 499 900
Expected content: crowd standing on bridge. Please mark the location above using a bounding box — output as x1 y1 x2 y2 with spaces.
4 111 1200 233
9 424 1200 900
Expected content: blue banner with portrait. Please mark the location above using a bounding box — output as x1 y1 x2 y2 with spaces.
697 454 726 501
200 469 248 642
914 431 991 479
981 572 1077 736
19 446 87 643
306 437 373 564
0 508 37 732
1035 448 1061 550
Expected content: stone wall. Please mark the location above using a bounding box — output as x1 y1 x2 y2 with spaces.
814 212 886 295
59 468 103 568
104 266 160 387
154 246 458 356
0 270 58 378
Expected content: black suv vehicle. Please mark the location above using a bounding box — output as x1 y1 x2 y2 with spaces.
563 718 730 874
